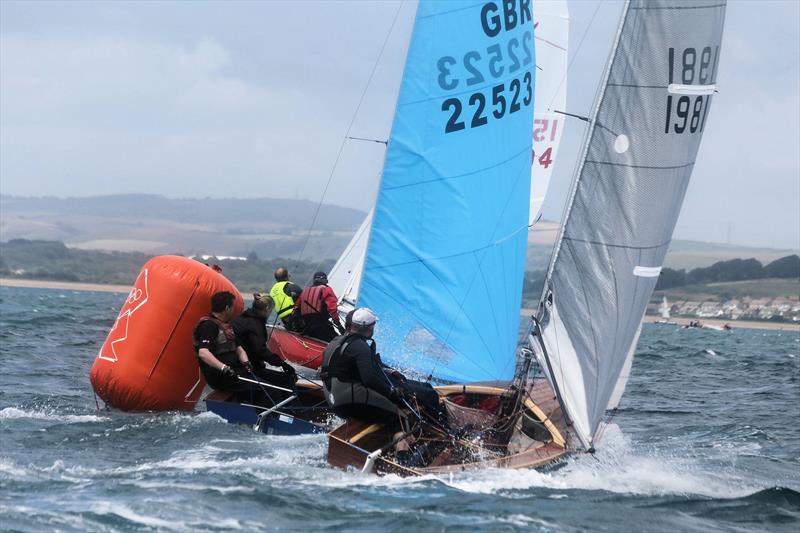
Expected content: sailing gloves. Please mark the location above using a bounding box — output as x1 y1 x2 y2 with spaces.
243 361 255 374
220 365 237 378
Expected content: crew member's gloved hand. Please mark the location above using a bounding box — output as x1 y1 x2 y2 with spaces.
243 361 254 374
221 365 237 378
281 361 298 383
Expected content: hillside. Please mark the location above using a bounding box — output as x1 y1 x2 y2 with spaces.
2 194 796 270
0 239 331 293
660 239 797 270
0 194 366 261
655 279 800 301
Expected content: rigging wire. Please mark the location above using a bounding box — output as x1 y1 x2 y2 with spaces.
294 1 405 269
546 0 604 112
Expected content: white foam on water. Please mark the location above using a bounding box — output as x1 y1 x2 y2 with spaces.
0 458 34 480
123 480 256 495
497 514 559 529
435 425 760 499
0 406 107 423
92 502 185 530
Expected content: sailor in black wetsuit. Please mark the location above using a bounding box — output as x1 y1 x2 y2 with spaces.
321 308 445 425
232 293 297 393
193 291 264 404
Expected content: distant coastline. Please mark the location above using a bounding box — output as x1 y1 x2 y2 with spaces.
640 314 799 332
519 308 799 332
5 277 796 333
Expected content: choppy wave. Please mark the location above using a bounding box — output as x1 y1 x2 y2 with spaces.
0 406 108 423
1 285 799 531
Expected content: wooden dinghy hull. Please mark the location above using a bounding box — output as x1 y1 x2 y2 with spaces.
327 381 573 476
204 382 332 436
267 326 327 369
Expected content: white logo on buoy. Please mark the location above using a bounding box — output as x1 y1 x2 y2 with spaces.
98 268 150 362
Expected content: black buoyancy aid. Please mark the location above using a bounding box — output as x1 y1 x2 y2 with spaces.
321 333 369 387
298 285 327 318
192 316 237 356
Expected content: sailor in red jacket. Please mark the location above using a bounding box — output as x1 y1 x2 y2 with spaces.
294 271 344 342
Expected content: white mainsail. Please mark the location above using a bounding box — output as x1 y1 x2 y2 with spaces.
533 0 727 449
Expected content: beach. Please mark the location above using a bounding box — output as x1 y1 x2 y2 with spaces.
0 277 131 294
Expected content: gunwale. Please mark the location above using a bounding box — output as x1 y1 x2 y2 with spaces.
327 379 574 476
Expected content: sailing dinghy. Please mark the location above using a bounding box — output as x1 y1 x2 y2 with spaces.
204 378 331 436
655 295 678 324
327 0 727 475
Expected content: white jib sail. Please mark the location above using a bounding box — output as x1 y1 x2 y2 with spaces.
328 209 372 312
530 0 569 224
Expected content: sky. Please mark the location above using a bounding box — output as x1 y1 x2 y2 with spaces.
1 0 798 250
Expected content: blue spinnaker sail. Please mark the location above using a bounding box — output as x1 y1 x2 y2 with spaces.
359 0 536 384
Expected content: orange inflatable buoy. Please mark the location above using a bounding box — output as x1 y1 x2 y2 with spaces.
90 256 243 411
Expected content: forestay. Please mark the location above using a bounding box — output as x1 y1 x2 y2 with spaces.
535 0 727 449
359 0 536 384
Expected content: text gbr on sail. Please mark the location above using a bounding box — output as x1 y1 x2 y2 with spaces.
480 0 532 37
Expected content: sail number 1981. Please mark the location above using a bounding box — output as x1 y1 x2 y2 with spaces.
664 46 720 134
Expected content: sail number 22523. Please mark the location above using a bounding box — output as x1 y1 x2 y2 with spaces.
442 73 532 133
438 0 534 134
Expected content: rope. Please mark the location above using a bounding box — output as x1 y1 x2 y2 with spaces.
294 2 405 268
546 0 604 112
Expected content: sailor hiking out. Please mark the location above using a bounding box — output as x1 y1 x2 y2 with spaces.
193 291 265 404
231 292 298 394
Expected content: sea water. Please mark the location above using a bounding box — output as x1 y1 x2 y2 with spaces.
1 285 798 532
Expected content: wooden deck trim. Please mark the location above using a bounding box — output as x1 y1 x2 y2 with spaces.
435 384 507 396
521 397 566 448
348 423 382 444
